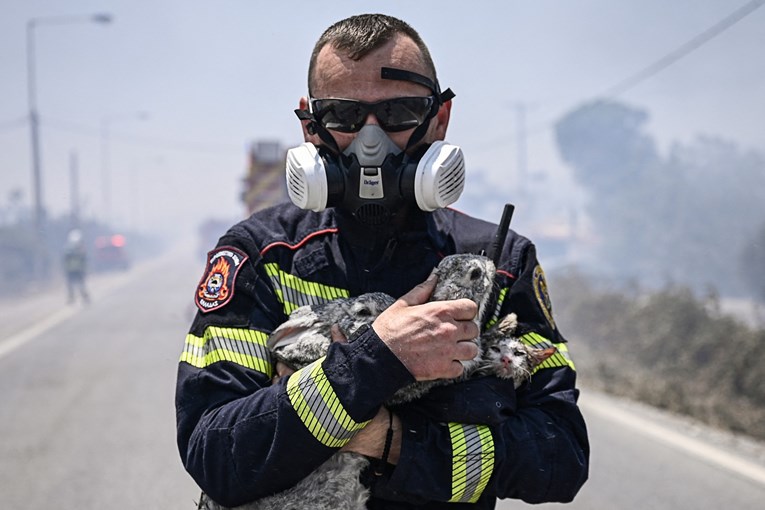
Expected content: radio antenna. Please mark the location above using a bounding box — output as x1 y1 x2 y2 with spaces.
487 203 514 266
482 203 515 327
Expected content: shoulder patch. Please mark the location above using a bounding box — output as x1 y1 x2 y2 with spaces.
195 246 248 313
532 264 557 330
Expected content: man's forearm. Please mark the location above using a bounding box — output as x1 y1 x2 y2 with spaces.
340 407 402 464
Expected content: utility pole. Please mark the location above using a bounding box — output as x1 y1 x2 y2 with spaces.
25 13 112 278
26 19 44 237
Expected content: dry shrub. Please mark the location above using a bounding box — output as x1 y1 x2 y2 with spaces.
549 270 765 441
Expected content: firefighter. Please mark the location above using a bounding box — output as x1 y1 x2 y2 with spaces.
63 229 89 304
176 13 589 508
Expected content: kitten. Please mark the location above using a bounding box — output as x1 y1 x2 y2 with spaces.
475 313 557 388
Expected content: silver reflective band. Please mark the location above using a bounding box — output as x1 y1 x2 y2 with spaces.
181 326 272 377
448 422 494 503
286 357 370 447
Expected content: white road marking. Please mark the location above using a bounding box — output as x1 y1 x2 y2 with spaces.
0 306 79 360
582 393 765 486
0 254 166 361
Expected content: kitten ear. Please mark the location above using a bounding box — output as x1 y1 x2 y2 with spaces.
496 313 518 335
529 347 557 367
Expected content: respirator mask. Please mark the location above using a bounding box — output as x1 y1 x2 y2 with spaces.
286 67 465 227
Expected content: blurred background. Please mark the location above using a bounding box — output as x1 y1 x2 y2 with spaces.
1 1 764 508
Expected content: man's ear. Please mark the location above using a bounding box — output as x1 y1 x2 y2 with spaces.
432 99 452 140
298 96 320 143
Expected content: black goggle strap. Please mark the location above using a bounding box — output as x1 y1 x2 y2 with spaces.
381 67 455 150
294 107 340 154
380 67 455 104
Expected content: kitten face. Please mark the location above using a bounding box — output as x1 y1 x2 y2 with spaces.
482 337 555 388
477 313 556 388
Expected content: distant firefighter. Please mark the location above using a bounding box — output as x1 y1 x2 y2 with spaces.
63 229 90 304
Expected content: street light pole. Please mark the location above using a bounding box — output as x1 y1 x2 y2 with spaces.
26 19 43 235
25 13 112 238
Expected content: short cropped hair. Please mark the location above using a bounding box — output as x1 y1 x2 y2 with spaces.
307 13 437 95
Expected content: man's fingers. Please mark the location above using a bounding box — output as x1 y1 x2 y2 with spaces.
275 361 295 379
446 341 479 378
449 299 479 321
394 272 437 307
273 361 297 383
372 273 485 381
422 341 478 380
330 324 348 343
455 339 479 362
460 320 480 341
447 360 466 379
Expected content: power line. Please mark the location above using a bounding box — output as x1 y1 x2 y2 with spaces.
600 0 765 98
480 0 764 152
0 116 28 133
40 116 245 155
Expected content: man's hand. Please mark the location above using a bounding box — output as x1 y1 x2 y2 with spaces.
372 273 480 381
271 361 295 384
340 407 401 465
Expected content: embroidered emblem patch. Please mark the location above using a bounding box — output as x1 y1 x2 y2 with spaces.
195 246 248 313
532 264 557 330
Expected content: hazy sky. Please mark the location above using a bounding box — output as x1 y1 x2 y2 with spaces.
1 0 763 239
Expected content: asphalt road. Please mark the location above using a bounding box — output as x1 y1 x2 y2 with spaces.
1 247 764 509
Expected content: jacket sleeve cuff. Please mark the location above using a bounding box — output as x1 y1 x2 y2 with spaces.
322 324 415 420
385 407 496 504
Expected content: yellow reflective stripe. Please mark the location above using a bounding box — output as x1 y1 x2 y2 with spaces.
485 287 508 329
181 326 273 378
448 423 494 503
264 263 349 314
286 357 369 447
521 332 576 372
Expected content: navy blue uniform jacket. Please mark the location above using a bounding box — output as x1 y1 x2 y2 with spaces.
175 203 589 508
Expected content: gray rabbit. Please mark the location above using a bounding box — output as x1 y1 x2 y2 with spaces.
267 291 397 371
198 254 554 510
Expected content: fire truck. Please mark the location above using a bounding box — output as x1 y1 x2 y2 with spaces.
241 140 289 215
198 141 290 259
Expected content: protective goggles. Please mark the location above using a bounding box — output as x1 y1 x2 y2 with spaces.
309 96 437 133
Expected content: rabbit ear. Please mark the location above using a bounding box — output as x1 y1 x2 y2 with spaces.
267 324 307 350
266 324 298 351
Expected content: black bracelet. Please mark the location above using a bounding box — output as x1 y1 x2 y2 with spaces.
374 408 394 476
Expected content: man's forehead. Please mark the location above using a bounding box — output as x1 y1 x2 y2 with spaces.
312 36 431 98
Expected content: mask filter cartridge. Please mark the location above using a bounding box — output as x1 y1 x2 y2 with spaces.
285 138 465 220
412 141 465 211
285 142 330 212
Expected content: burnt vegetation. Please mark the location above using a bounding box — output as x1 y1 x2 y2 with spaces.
525 99 765 441
551 271 765 441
